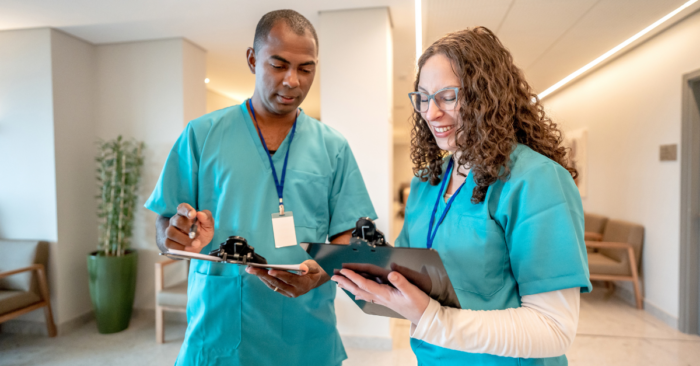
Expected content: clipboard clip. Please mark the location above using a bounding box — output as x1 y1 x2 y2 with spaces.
209 236 268 264
351 217 387 248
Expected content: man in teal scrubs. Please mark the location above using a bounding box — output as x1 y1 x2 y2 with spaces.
145 9 376 366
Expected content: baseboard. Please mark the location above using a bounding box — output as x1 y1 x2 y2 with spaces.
0 311 93 336
643 299 679 330
341 335 393 350
613 283 679 330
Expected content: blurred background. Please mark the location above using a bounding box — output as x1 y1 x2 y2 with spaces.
1 0 700 365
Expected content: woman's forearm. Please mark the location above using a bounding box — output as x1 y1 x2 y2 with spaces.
410 287 580 358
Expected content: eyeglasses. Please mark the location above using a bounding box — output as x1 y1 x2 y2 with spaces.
408 87 460 113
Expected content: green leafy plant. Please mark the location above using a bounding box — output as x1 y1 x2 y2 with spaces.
96 136 145 256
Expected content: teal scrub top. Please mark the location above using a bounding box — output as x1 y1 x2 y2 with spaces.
397 144 592 366
145 103 377 366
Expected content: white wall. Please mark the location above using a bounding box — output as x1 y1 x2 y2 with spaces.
50 29 98 324
542 9 700 325
0 28 59 325
96 38 206 310
0 28 57 243
319 7 394 345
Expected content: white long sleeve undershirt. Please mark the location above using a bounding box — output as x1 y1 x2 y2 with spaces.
410 287 580 359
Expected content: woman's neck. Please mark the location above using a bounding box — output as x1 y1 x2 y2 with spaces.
446 151 468 195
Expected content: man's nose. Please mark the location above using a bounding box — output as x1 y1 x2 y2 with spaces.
283 69 300 89
425 98 443 121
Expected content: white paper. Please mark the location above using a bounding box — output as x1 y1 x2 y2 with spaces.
166 248 221 261
272 212 297 248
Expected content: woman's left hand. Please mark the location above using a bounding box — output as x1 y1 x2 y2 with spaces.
332 269 431 325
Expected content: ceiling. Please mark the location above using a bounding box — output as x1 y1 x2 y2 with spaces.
1 0 697 128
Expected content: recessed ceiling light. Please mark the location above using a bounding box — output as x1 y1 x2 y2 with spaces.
538 0 698 99
204 78 210 84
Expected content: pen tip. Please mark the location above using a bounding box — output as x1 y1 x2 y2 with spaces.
189 233 195 239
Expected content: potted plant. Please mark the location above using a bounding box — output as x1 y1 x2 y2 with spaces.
88 136 144 334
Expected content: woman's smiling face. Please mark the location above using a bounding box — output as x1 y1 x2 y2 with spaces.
417 53 462 152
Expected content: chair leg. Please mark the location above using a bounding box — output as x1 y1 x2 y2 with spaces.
36 265 57 337
156 306 165 343
627 247 643 309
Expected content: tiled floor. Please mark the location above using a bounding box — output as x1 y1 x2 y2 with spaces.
1 288 698 366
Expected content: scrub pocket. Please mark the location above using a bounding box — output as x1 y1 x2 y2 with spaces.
188 271 242 350
442 216 507 298
285 169 330 240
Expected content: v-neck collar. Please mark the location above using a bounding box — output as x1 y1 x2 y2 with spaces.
437 156 473 209
240 102 304 169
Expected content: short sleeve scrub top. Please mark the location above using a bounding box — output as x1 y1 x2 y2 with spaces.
145 103 377 366
396 144 592 366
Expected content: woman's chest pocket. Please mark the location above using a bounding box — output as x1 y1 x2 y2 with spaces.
437 215 507 298
284 169 330 240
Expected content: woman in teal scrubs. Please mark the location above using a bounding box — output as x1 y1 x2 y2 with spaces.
333 27 591 365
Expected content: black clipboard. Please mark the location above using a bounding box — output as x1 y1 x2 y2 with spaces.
305 238 461 319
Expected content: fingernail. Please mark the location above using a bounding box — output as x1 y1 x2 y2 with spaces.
189 210 196 218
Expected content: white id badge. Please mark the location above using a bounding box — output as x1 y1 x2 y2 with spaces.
272 212 297 248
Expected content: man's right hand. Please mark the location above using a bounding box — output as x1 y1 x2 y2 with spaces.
156 203 214 253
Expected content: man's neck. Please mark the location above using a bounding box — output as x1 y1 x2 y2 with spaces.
249 95 297 128
248 95 298 151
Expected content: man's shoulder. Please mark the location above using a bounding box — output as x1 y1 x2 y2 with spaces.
300 114 350 152
189 104 244 131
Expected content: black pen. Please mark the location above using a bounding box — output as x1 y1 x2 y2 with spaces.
189 216 198 239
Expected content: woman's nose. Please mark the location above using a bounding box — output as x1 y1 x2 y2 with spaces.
425 98 443 120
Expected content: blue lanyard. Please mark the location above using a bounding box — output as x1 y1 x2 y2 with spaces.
426 158 465 249
248 98 298 215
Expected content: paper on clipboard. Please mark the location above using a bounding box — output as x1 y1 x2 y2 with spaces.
163 248 304 272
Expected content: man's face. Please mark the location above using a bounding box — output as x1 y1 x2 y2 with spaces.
250 22 317 116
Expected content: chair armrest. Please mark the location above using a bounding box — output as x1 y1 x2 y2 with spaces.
585 241 633 250
584 232 603 241
155 259 183 292
156 259 180 269
0 264 42 279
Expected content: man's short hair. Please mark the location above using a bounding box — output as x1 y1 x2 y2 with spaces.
253 9 318 53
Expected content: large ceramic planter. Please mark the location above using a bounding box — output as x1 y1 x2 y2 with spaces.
87 249 138 334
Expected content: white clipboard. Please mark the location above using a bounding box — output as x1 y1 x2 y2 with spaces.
161 248 304 273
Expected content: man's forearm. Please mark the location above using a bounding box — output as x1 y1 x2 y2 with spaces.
156 215 170 252
330 229 352 244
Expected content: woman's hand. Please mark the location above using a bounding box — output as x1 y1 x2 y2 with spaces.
332 269 431 325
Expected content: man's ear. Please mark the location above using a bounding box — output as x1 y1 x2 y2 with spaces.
246 47 256 74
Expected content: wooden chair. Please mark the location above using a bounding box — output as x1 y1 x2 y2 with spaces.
584 212 608 242
586 220 645 309
155 259 188 343
0 240 56 337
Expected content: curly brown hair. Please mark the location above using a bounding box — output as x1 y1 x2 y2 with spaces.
411 26 577 204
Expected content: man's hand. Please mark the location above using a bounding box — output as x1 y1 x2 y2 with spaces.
156 203 214 253
245 260 329 298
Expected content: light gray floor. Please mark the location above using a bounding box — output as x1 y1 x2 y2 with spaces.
1 289 699 366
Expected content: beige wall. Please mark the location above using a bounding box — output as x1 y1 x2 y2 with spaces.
96 38 206 310
542 9 700 327
206 89 237 114
50 29 98 324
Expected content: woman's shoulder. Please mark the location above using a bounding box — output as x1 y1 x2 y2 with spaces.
507 143 570 182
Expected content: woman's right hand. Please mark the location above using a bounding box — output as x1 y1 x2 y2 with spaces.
157 203 214 253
